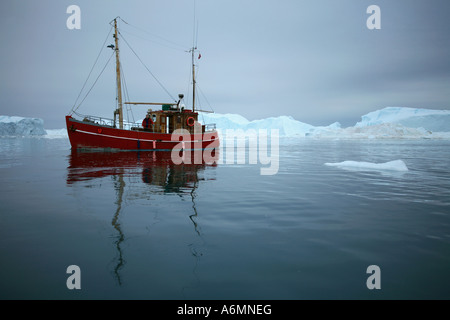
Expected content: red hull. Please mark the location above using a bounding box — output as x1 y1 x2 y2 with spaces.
66 116 219 151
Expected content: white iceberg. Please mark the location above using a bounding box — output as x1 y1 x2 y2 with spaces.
0 116 47 136
325 160 409 172
314 107 450 139
198 113 315 137
355 106 450 132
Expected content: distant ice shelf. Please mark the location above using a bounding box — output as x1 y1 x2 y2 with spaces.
198 106 450 139
44 128 69 139
1 106 450 138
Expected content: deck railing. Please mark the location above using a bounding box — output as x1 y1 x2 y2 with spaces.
73 112 139 130
73 112 217 132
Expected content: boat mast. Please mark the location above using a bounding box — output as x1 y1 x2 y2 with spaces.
191 47 196 113
113 18 124 129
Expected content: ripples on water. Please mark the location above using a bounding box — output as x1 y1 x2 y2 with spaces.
0 137 449 299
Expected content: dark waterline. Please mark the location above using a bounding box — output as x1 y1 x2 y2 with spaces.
0 137 449 299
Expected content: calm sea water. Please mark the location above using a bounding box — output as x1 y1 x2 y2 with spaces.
0 136 449 299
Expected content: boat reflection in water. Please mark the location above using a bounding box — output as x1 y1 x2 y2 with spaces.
66 150 218 285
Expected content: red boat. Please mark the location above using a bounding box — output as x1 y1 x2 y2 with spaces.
65 112 219 152
66 17 219 153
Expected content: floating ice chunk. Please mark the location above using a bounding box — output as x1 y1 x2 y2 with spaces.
325 160 409 172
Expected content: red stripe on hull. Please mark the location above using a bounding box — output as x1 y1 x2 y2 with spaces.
65 116 219 151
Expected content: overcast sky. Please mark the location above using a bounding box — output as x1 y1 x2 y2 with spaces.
1 0 449 128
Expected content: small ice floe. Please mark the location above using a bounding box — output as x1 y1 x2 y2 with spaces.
324 159 408 172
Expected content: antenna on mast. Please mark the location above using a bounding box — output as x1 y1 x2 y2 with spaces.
191 0 197 112
191 46 197 112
